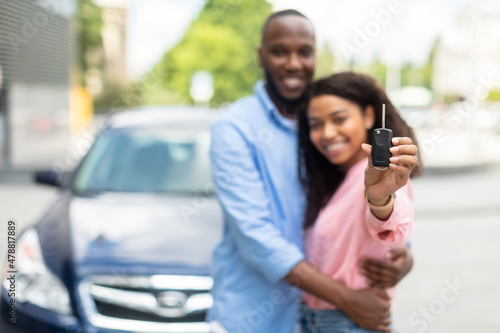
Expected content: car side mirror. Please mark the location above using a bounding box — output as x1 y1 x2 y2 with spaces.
34 169 68 188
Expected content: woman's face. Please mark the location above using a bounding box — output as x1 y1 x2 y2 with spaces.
307 94 375 172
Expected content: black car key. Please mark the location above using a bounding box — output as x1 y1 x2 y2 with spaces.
371 104 392 170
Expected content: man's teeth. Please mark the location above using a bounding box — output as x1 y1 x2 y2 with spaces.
283 78 301 87
326 143 345 151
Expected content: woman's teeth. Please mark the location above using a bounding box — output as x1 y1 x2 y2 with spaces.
326 142 345 152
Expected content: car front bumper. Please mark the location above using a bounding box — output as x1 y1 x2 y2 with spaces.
1 281 212 333
0 287 81 333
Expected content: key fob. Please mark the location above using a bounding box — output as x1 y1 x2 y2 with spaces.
371 128 393 168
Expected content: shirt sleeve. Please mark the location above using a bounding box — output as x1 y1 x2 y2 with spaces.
210 117 304 283
365 180 414 248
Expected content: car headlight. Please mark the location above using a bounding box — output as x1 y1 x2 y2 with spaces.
2 228 72 315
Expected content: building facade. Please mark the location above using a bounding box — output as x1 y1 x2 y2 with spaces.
433 3 500 99
0 0 76 167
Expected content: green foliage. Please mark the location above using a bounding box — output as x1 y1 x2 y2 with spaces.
94 81 140 112
486 89 500 102
156 24 250 104
199 0 269 47
351 57 386 88
314 43 335 80
401 39 438 90
400 63 430 89
142 0 272 106
76 0 104 87
401 63 421 87
349 38 438 92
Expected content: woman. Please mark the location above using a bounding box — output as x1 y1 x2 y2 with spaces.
298 72 423 332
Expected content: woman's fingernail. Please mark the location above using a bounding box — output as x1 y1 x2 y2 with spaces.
390 157 399 163
390 147 399 153
392 138 399 144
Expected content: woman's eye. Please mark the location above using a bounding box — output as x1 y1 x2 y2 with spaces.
333 117 346 124
309 123 320 130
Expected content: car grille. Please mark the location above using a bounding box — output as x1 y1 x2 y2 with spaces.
78 275 212 332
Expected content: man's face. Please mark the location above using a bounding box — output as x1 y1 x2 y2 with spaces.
259 15 316 102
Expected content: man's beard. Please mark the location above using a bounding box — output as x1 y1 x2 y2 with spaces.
264 70 308 112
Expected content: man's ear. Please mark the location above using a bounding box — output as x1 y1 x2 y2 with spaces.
257 46 263 68
365 105 376 129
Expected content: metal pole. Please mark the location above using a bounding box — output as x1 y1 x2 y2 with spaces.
0 79 11 167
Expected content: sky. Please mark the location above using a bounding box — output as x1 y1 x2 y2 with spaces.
123 0 500 78
126 0 204 78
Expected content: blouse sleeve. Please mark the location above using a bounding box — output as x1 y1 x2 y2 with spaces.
365 180 413 248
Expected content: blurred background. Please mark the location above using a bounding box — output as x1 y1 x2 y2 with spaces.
0 0 499 332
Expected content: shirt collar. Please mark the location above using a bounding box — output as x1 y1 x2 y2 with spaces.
254 80 297 132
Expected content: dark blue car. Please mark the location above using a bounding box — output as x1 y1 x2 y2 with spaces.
1 107 222 333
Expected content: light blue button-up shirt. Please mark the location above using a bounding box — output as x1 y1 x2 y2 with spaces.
208 81 305 332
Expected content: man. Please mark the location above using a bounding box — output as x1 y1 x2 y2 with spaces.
209 10 412 333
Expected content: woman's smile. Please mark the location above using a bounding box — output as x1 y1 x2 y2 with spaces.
324 140 348 155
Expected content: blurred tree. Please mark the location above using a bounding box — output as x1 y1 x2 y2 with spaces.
141 0 272 106
76 0 104 88
94 81 140 112
422 38 439 90
314 43 335 80
401 39 438 90
400 63 418 87
486 89 500 102
351 56 386 88
368 57 386 88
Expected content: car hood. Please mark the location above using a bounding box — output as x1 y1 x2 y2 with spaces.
69 192 222 277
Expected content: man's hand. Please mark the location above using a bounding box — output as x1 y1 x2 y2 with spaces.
284 261 393 332
338 287 392 332
359 246 414 289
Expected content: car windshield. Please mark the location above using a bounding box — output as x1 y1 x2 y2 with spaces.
73 127 212 194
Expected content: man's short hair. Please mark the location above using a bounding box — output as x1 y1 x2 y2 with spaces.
266 9 309 23
262 9 311 38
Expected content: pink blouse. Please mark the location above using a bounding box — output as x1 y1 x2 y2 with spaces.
303 157 413 309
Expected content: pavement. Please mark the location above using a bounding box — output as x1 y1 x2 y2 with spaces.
392 166 500 333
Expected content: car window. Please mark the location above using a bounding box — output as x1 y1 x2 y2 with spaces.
73 128 212 194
